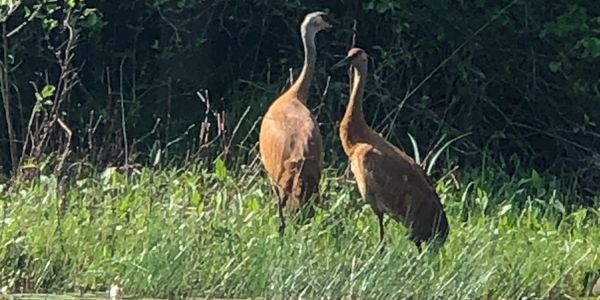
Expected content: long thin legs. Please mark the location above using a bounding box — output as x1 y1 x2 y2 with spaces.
272 185 287 237
415 240 423 253
278 199 286 237
378 213 385 243
376 212 385 253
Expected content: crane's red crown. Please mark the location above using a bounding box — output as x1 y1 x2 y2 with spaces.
348 48 365 57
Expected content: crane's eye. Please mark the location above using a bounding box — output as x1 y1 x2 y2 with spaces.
320 14 331 24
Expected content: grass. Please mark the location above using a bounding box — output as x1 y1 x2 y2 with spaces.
0 159 599 299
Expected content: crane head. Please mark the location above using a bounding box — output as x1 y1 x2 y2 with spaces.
302 11 333 33
330 47 368 71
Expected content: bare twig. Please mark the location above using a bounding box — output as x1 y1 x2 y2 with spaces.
55 117 72 175
1 22 18 174
351 19 357 47
154 1 182 44
130 118 161 158
7 3 42 38
16 7 80 180
119 57 129 171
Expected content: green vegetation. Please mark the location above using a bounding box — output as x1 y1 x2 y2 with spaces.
0 161 598 299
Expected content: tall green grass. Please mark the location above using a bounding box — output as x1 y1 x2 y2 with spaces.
0 161 598 299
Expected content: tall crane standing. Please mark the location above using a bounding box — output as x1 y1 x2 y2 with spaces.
259 12 332 235
331 48 449 252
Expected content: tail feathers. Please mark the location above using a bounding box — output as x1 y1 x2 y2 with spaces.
279 190 316 225
278 176 318 224
409 211 449 252
278 157 320 225
425 212 450 252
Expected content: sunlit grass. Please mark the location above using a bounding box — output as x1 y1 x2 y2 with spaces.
0 161 598 299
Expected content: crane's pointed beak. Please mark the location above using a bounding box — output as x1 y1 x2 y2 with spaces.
321 13 334 30
329 56 352 73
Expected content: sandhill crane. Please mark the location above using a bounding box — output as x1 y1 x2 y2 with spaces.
259 11 332 235
331 47 449 252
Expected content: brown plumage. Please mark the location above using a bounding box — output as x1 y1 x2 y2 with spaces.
259 12 332 235
331 48 449 251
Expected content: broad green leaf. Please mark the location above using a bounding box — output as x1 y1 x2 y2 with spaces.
531 169 543 190
153 148 161 166
41 84 56 99
499 203 512 216
548 61 561 73
581 37 600 58
215 157 227 180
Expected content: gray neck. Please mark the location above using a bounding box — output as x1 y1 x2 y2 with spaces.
290 26 317 103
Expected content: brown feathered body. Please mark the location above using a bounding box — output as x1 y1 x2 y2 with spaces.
337 48 449 249
259 12 330 234
259 92 323 214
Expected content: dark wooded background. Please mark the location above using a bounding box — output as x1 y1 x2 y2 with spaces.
1 0 599 199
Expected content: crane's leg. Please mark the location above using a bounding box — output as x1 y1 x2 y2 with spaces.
415 240 423 254
272 184 287 238
377 212 385 253
278 199 286 237
378 214 385 243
